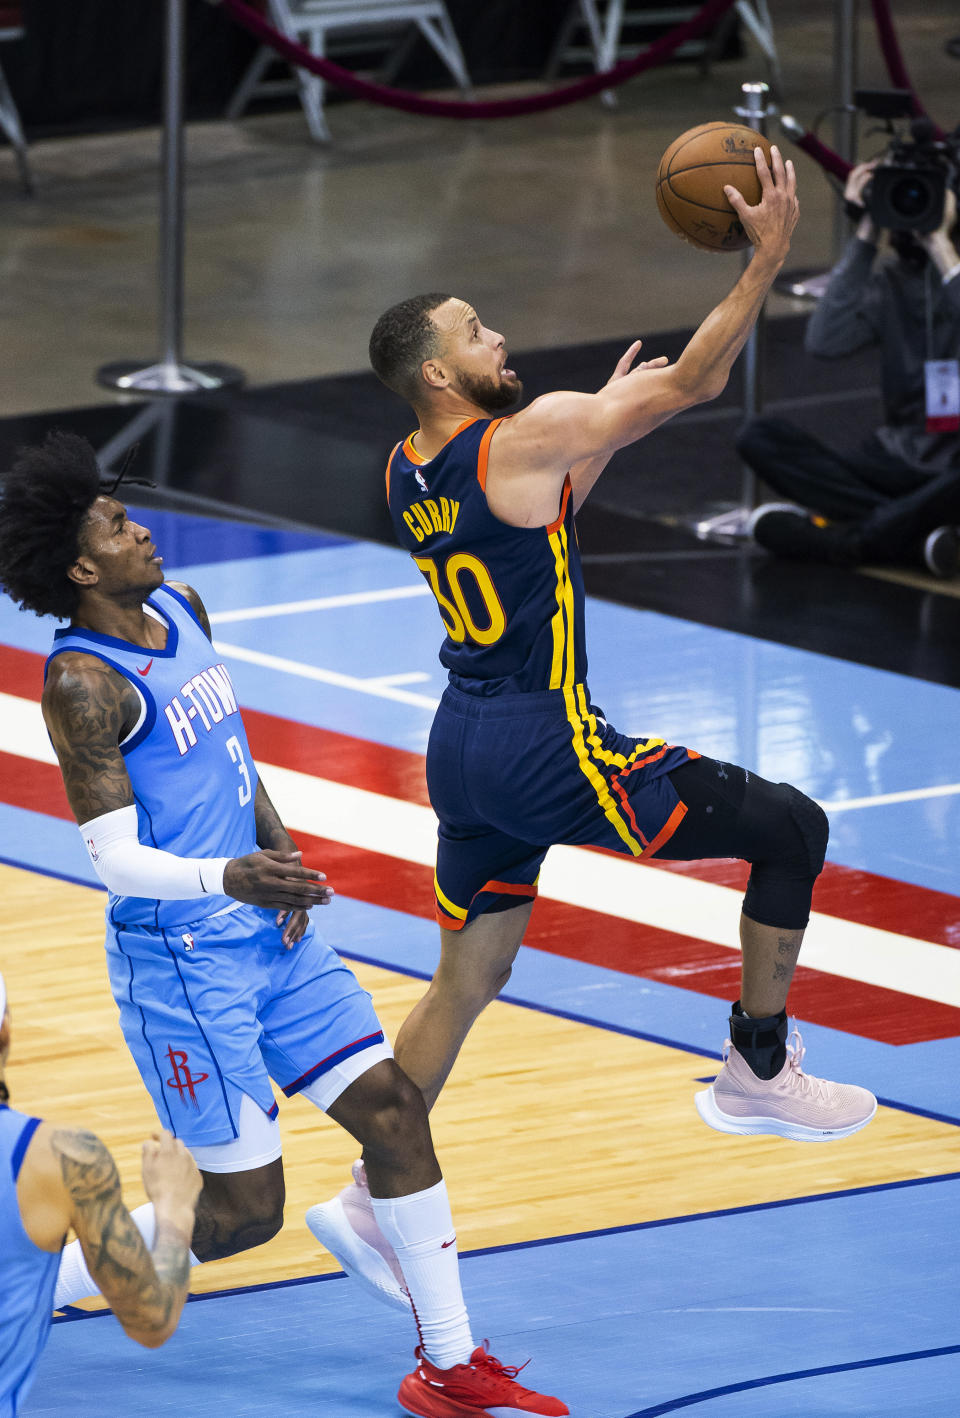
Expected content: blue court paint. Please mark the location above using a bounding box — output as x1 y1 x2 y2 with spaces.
26 1179 960 1418
126 504 345 568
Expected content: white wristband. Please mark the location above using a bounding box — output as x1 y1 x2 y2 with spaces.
80 805 233 901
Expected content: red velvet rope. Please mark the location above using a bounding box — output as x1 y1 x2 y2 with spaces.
785 1 949 185
793 130 852 183
219 0 738 121
869 0 945 137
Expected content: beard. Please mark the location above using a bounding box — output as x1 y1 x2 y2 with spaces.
453 365 523 413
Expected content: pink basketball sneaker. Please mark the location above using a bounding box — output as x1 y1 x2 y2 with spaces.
305 1160 410 1311
695 1028 877 1141
398 1342 569 1418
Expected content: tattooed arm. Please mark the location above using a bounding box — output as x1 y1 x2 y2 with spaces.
42 653 140 823
18 1125 201 1347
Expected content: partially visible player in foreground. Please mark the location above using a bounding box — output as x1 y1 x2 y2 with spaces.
0 435 566 1418
0 970 201 1415
310 146 878 1308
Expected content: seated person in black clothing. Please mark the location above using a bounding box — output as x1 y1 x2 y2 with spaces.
739 158 960 575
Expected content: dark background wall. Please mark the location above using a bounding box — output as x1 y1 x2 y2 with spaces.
2 1 569 132
1 1 735 134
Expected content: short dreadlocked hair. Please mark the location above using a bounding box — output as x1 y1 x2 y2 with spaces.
369 293 452 402
0 431 105 620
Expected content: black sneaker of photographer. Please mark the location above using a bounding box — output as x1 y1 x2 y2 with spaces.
749 504 862 567
922 525 960 577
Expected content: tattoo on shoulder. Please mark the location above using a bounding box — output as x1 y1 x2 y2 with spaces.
44 662 137 821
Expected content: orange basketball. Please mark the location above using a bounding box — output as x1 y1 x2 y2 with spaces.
656 122 773 252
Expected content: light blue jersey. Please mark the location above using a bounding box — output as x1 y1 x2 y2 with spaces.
0 1106 60 1418
45 583 258 929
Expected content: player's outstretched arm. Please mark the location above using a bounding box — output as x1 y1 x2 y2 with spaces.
21 1125 199 1347
486 147 798 528
567 340 670 511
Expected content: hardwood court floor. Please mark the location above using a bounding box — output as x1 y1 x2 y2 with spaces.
4 863 955 1307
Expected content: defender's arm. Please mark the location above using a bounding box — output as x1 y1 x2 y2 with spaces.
18 1125 198 1348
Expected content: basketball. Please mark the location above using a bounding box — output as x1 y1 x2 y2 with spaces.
656 122 773 252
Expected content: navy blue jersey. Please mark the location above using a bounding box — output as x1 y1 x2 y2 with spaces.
386 417 588 696
0 1107 59 1418
45 583 258 929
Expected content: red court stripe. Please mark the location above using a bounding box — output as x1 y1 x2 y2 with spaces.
289 832 960 1047
0 750 71 818
2 739 958 1045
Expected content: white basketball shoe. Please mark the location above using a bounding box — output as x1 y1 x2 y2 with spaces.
306 1160 411 1311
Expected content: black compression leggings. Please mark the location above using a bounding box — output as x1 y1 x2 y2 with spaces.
657 756 828 931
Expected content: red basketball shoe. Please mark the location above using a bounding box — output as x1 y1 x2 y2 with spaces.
398 1342 569 1417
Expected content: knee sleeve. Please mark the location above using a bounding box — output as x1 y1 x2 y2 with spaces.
742 782 828 931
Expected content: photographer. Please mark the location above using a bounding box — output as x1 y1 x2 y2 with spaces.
738 144 960 576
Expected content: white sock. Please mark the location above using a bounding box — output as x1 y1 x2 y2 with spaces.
370 1179 474 1370
54 1203 200 1309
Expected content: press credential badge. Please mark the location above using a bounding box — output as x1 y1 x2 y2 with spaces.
925 359 960 432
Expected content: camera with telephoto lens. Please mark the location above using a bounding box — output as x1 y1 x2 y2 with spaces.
853 94 959 235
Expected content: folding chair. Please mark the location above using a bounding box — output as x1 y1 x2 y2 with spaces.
227 0 472 142
0 1 32 193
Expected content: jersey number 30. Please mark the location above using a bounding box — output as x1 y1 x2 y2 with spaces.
414 553 506 645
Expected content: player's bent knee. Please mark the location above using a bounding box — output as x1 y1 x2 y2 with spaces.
332 1060 432 1163
196 1162 286 1259
783 783 829 878
742 782 828 931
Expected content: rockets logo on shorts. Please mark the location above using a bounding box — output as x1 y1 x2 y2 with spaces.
166 1044 208 1107
164 663 239 757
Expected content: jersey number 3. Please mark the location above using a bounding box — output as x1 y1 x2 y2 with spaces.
414 553 506 645
226 735 253 805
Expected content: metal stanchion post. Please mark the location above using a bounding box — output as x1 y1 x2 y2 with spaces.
690 80 772 542
831 0 859 258
775 0 859 299
97 0 244 394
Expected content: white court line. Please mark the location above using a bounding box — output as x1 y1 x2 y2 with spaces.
3 689 957 1009
255 762 960 1010
363 672 432 688
820 783 960 812
207 583 431 625
5 681 958 812
212 641 440 710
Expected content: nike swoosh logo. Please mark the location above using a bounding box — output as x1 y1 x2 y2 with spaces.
136 659 154 676
441 1236 457 1248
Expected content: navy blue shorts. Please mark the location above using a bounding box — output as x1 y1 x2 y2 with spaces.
427 681 695 929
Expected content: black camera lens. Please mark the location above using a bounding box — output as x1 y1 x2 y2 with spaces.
889 175 934 220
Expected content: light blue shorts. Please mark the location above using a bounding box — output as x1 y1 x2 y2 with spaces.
105 900 387 1147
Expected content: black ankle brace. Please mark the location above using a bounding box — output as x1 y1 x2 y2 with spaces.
729 1001 788 1080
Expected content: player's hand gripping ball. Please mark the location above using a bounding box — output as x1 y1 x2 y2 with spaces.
656 122 773 252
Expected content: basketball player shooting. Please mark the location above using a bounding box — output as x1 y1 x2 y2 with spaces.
307 144 879 1315
0 435 568 1418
